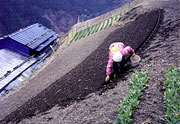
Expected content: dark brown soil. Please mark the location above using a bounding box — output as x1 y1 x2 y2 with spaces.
0 9 161 123
132 1 180 123
10 1 180 123
132 14 167 124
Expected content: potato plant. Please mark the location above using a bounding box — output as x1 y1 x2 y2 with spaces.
163 66 180 124
114 71 149 124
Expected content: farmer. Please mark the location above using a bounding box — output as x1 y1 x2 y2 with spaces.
105 42 135 82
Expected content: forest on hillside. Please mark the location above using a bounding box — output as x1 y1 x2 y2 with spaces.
0 0 132 37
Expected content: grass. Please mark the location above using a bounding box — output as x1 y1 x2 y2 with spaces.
95 22 101 33
86 25 94 36
70 7 128 42
104 19 110 29
82 28 88 38
70 9 124 42
83 27 90 38
109 17 114 27
114 71 149 124
89 25 95 34
74 30 83 41
78 29 86 40
69 2 138 43
70 32 78 43
163 66 180 124
91 24 98 34
115 15 119 21
100 20 105 31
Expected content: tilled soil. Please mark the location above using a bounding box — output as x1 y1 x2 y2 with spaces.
1 5 160 124
132 0 180 123
1 0 180 124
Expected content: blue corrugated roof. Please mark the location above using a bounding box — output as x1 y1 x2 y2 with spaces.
9 23 56 50
35 35 57 51
28 30 55 49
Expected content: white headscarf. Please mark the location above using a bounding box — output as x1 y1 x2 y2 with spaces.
113 52 122 62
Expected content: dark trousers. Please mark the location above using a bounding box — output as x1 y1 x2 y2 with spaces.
109 57 126 79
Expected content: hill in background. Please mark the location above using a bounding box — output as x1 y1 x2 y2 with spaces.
0 0 132 37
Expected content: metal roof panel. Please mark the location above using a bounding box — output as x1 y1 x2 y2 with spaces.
28 31 56 49
35 35 57 51
9 23 50 46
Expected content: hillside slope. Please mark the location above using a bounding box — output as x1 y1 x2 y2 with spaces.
0 0 180 123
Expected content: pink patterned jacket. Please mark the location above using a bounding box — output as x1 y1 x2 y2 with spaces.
106 42 134 75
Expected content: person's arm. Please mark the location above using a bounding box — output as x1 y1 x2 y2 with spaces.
120 46 135 65
105 55 113 82
105 75 110 82
127 46 136 57
132 52 136 57
121 46 135 56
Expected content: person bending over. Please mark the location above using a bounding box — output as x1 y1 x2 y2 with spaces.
105 42 135 82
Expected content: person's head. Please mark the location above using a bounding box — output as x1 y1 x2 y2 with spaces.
109 43 118 51
113 52 122 62
110 45 119 53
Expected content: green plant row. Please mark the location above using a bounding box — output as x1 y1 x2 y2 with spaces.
109 17 114 27
70 13 120 42
91 23 98 34
69 0 143 42
104 19 110 29
163 66 180 124
115 15 119 22
74 30 82 41
95 22 101 33
114 71 149 124
70 32 78 43
99 20 106 31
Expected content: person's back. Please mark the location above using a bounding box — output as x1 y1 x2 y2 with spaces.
105 42 135 83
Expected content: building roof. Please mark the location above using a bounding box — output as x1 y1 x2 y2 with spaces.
35 35 57 51
9 23 56 49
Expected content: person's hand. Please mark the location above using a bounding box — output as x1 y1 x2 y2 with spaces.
105 75 110 82
132 53 136 57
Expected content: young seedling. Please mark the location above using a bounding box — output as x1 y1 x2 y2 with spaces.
114 71 149 124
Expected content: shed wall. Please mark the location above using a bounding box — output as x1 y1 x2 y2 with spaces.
6 38 30 56
0 39 8 49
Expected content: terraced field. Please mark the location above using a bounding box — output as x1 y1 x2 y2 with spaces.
0 0 180 124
